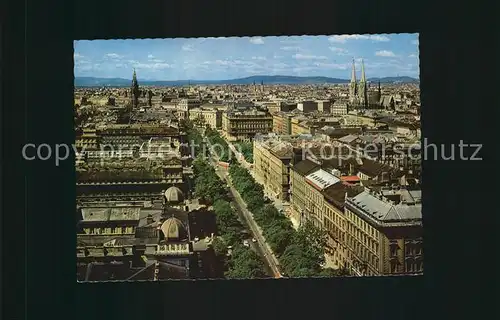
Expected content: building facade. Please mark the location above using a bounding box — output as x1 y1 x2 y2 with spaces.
344 187 423 276
272 113 293 135
331 101 348 116
222 109 273 141
189 107 223 129
253 139 293 200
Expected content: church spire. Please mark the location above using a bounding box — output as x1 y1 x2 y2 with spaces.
349 58 358 104
350 58 357 83
130 69 140 117
360 59 366 82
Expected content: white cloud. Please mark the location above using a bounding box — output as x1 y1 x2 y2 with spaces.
273 54 284 59
105 53 123 59
147 54 154 59
375 50 396 57
280 46 302 51
313 62 349 70
249 37 264 45
131 62 172 69
251 56 267 61
328 34 390 43
370 35 391 42
74 53 83 59
279 38 300 44
182 44 194 51
408 54 418 58
293 53 328 60
412 39 419 45
329 47 349 55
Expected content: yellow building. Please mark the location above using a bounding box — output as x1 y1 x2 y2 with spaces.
302 168 342 228
289 159 320 225
189 107 222 129
272 113 293 135
177 98 201 119
222 109 273 141
253 139 294 200
290 118 312 135
75 128 100 151
321 183 363 269
343 114 376 127
344 187 423 276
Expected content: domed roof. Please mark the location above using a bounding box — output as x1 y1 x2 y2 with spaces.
164 186 184 203
160 216 188 240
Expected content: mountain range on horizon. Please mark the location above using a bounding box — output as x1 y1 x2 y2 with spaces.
74 75 419 87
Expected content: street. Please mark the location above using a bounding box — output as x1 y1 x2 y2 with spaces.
212 159 282 278
205 138 282 278
227 142 299 230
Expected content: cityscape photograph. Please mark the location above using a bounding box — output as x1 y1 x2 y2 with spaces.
74 33 422 282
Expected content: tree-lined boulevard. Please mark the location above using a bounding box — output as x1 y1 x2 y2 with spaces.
183 120 350 278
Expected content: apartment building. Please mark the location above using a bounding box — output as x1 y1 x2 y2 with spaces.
344 187 423 276
222 109 273 141
189 107 223 129
253 139 294 200
272 112 293 135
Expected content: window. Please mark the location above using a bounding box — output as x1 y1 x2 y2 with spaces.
390 246 398 257
391 263 398 273
406 261 413 272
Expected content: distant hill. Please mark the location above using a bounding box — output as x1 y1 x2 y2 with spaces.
74 75 419 87
367 76 419 84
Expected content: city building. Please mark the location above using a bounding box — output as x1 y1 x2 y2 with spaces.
297 100 318 113
316 100 332 113
322 183 364 269
253 139 294 200
344 186 423 276
76 202 219 281
331 100 348 116
189 106 223 129
222 108 273 141
289 158 320 224
272 112 293 135
177 98 201 119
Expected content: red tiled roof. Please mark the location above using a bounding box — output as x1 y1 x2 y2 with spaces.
341 176 360 182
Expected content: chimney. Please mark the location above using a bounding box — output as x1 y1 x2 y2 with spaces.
291 147 303 165
146 214 154 225
156 225 163 243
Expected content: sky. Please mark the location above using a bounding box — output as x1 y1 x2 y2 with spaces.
74 34 419 81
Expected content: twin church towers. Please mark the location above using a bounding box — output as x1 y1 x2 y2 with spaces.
348 59 381 109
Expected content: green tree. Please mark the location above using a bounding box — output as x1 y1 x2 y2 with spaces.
212 237 228 257
265 227 294 255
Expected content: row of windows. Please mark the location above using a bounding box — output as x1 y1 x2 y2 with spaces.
347 245 379 268
405 244 423 256
390 261 424 273
82 227 135 235
346 209 377 238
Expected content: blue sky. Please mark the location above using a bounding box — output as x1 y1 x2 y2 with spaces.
74 34 419 81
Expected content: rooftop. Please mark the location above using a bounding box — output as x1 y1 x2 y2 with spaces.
347 189 422 224
81 207 142 222
305 169 341 191
292 159 320 176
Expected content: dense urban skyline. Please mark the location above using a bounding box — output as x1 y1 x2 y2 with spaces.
74 34 419 80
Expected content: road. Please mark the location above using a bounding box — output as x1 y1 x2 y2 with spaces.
227 141 299 229
212 158 282 278
204 138 281 278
